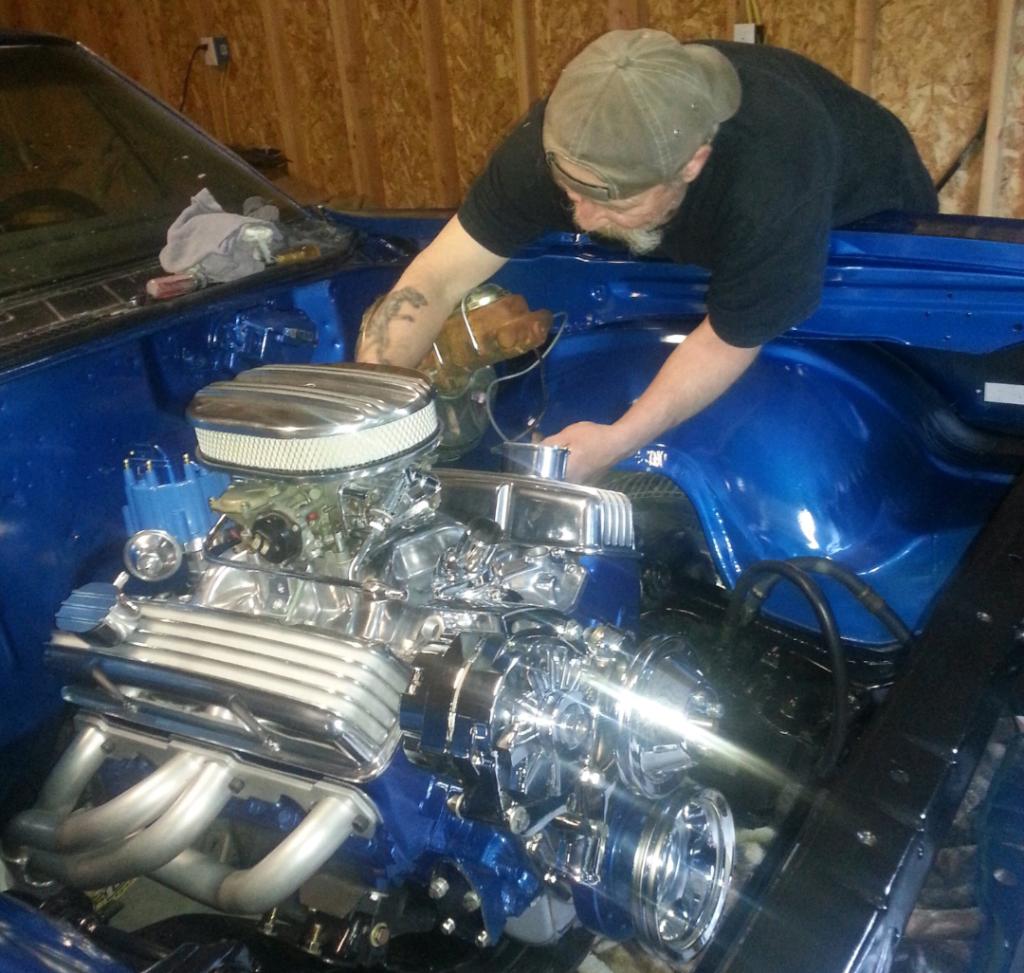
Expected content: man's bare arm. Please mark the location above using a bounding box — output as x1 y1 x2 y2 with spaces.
544 317 761 482
355 214 508 367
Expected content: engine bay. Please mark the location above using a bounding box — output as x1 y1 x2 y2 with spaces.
0 360 896 971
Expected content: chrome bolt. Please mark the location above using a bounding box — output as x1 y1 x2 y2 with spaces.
369 922 390 948
506 805 530 834
446 793 465 817
462 891 481 911
857 830 877 847
259 907 278 934
428 876 450 900
368 890 383 903
303 921 324 955
440 917 457 936
476 930 490 947
977 610 993 624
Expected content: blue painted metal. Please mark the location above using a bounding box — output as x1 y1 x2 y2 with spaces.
355 748 542 939
0 893 130 973
529 324 1012 644
575 554 641 632
207 305 319 373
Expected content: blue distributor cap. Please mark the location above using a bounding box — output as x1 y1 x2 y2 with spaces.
122 447 230 546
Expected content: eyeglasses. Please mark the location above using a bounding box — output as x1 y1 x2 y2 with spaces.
546 152 615 201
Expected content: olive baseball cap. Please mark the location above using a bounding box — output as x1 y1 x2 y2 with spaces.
543 30 741 200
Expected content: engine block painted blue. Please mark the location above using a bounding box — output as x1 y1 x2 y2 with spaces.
575 554 641 632
352 751 543 938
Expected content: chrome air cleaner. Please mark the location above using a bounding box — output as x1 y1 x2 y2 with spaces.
187 363 439 476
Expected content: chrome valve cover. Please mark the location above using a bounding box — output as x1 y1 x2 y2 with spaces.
50 595 409 781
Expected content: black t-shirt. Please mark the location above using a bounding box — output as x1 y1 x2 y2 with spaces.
458 41 937 347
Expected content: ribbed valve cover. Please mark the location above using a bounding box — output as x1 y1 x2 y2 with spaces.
187 363 439 476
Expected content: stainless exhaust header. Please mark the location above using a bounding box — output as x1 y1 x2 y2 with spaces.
154 788 377 915
4 718 379 913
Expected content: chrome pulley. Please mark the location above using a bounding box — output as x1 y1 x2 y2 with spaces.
401 631 595 830
612 634 722 799
491 634 593 814
632 788 735 962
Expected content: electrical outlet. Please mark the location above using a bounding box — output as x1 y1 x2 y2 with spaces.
733 22 765 43
201 35 230 67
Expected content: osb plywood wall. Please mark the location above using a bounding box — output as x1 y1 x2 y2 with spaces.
1002 0 1024 212
874 0 994 214
0 0 1021 217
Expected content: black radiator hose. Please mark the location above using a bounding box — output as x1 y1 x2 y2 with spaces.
721 559 850 779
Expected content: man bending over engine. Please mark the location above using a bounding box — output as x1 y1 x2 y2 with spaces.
356 29 936 483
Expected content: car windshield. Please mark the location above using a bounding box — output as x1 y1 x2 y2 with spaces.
0 41 316 304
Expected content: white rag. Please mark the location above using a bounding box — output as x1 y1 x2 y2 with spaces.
159 188 282 282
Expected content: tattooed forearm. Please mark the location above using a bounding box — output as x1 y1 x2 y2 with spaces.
356 287 430 363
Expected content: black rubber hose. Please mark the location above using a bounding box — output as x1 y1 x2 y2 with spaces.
784 556 913 646
722 560 850 779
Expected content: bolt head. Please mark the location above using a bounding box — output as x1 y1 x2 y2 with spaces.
462 891 481 911
506 805 530 834
369 922 390 948
428 876 450 900
440 917 456 936
476 930 490 947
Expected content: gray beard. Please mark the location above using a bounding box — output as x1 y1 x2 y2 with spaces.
589 223 664 255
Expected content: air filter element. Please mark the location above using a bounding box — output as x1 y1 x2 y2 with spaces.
187 363 439 476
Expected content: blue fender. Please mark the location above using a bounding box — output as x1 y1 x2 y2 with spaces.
526 320 1012 645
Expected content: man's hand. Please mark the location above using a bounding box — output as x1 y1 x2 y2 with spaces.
542 319 761 484
542 421 633 484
